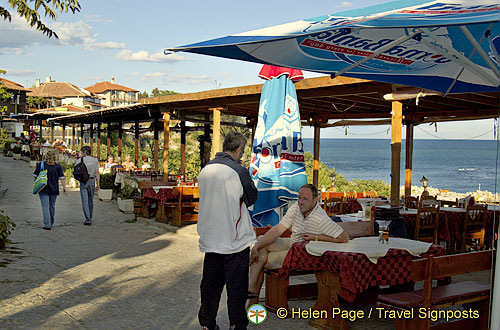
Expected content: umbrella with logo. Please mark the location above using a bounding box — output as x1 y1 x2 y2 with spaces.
166 0 500 94
249 65 307 227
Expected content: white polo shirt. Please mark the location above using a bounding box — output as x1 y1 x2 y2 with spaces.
197 163 256 254
280 202 344 243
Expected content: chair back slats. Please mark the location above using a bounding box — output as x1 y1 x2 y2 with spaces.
461 204 488 252
403 196 419 209
323 197 343 216
415 205 439 244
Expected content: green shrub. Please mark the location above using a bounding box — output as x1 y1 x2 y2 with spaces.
0 210 15 241
118 184 138 200
100 173 114 189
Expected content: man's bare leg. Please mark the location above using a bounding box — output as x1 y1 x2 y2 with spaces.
247 246 269 308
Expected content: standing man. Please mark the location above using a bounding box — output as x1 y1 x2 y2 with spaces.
76 146 99 226
247 184 349 305
197 132 258 330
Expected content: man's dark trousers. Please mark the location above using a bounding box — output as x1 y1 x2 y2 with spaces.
198 247 249 330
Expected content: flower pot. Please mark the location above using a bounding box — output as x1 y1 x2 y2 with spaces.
98 189 113 201
12 153 21 160
117 197 134 213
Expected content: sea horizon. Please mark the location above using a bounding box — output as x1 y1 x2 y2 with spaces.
302 138 500 194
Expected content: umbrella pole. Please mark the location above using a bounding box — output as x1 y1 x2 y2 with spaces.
391 101 402 206
404 122 414 198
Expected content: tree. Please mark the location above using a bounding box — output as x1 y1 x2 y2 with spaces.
0 0 80 38
26 96 48 109
150 88 177 97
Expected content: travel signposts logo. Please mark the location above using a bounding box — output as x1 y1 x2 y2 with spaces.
247 304 267 325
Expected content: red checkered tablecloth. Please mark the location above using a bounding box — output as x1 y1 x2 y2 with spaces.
279 240 445 303
143 187 177 204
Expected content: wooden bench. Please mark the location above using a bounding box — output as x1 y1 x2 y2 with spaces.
261 221 375 313
165 186 199 227
136 181 176 219
377 250 492 330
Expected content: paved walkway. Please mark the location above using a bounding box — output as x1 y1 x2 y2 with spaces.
0 155 490 330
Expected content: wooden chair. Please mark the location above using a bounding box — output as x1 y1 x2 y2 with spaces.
420 195 439 208
323 197 343 216
461 204 487 252
415 205 439 244
403 196 419 209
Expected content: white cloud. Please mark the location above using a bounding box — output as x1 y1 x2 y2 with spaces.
116 49 192 63
341 1 353 7
140 71 213 85
85 41 125 51
0 14 51 49
0 14 124 52
4 69 37 76
83 14 114 24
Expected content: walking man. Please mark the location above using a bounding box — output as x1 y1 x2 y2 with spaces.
197 132 258 330
76 146 99 225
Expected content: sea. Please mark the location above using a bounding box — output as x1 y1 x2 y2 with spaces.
302 138 500 194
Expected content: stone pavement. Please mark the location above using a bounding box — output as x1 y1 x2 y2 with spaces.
0 154 490 330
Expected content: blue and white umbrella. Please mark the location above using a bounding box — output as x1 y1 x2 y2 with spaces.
249 65 307 227
166 0 500 94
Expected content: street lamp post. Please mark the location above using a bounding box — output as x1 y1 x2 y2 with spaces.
420 176 429 196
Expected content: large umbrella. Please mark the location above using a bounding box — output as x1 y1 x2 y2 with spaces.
249 65 307 227
167 0 500 326
166 0 500 94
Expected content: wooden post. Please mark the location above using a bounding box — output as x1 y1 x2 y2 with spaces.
154 117 159 173
62 124 66 146
313 123 321 188
50 122 54 144
39 120 43 148
202 115 211 167
134 120 139 167
118 120 123 158
162 113 170 182
80 123 84 149
405 122 414 198
107 122 112 157
180 120 186 180
96 122 101 160
211 108 221 159
391 101 403 206
72 124 75 150
89 123 94 156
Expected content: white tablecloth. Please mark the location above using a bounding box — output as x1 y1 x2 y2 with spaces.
305 236 433 264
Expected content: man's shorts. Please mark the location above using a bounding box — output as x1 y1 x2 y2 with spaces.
265 237 293 269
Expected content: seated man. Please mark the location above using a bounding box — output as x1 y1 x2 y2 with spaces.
248 183 349 305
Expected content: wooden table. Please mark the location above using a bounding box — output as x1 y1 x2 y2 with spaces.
278 239 445 329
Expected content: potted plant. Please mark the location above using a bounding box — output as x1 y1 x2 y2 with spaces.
12 145 21 160
117 184 138 213
0 210 15 249
29 154 38 167
98 173 114 201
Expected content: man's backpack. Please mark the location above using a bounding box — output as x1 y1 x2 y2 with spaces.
74 157 90 183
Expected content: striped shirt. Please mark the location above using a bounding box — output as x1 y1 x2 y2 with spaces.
280 202 344 243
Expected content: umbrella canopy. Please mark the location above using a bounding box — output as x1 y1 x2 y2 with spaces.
166 0 500 94
249 65 307 227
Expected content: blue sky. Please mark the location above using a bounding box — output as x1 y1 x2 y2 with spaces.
0 0 497 140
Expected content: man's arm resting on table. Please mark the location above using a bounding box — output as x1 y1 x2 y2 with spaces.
303 231 349 243
250 223 287 264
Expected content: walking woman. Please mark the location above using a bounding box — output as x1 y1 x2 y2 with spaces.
33 150 67 230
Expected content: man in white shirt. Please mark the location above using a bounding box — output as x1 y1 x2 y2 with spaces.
197 132 257 330
76 146 100 225
248 184 349 305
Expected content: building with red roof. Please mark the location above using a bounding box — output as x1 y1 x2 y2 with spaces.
85 78 139 107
